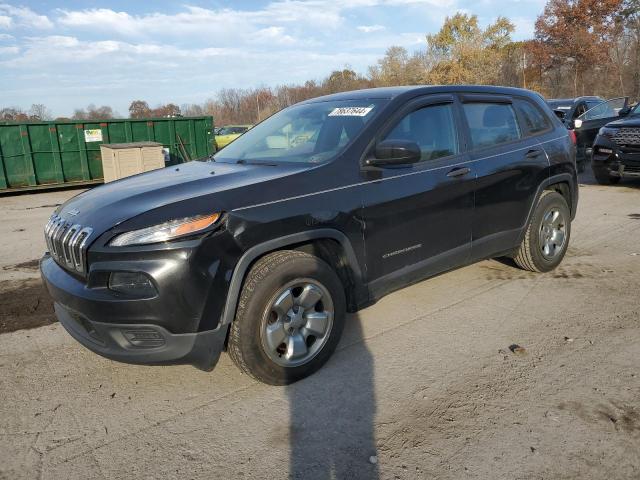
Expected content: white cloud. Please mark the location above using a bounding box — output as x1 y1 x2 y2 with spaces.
56 5 338 41
252 26 298 46
357 25 386 33
0 4 52 29
0 32 13 39
0 45 17 55
2 0 475 115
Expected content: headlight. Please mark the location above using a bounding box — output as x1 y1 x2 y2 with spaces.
109 213 221 247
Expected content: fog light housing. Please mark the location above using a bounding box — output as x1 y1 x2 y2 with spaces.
122 329 165 347
108 272 157 297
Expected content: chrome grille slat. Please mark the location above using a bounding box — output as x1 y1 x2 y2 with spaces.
44 214 93 275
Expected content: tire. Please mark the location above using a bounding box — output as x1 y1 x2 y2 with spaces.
513 191 571 273
593 166 620 185
228 250 346 385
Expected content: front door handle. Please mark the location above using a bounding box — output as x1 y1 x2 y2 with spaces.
525 148 543 159
446 167 471 178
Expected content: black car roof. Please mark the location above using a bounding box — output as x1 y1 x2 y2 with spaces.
301 85 544 104
547 96 603 103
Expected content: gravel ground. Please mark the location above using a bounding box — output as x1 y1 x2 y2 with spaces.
0 174 639 479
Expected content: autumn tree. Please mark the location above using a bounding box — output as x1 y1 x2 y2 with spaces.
152 103 181 117
618 0 640 97
72 104 114 120
425 14 515 85
129 100 151 118
535 0 623 97
368 47 427 86
0 107 29 122
323 68 370 93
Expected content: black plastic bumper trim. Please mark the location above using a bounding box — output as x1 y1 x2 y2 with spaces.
55 302 227 371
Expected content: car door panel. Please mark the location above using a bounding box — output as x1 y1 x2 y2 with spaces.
458 96 548 261
360 96 474 298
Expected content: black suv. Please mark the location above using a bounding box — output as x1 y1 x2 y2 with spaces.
547 96 605 124
41 86 578 385
591 102 640 184
547 96 633 171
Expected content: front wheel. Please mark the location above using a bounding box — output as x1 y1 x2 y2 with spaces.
228 250 346 385
513 191 571 272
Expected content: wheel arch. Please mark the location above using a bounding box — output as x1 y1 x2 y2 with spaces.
220 229 364 326
516 173 577 247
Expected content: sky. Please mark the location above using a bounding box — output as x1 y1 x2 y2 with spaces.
0 0 546 117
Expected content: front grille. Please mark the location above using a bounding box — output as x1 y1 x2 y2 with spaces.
606 127 640 148
44 215 93 274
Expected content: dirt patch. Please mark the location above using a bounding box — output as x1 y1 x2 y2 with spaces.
24 203 61 210
2 259 40 272
0 278 56 334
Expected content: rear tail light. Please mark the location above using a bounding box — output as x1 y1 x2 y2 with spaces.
568 130 577 145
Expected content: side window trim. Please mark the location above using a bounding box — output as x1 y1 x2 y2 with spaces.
457 95 524 153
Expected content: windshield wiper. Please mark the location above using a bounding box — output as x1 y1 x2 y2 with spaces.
236 159 278 166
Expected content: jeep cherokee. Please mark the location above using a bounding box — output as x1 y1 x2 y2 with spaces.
41 86 578 385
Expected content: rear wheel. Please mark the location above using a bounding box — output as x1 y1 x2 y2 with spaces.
513 191 571 272
593 166 620 185
228 250 346 385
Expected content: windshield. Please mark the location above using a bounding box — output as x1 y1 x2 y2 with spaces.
579 97 627 121
213 99 387 164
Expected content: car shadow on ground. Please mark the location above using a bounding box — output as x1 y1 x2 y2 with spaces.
287 313 379 480
578 168 640 188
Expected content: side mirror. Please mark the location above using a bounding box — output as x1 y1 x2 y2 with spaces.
366 140 421 167
619 106 631 117
573 119 583 129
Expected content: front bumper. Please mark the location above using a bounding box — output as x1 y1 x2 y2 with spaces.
592 137 640 178
41 255 227 370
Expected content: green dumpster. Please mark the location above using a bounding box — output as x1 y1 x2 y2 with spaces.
0 116 215 192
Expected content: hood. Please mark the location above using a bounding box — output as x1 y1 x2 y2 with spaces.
54 160 308 236
605 115 640 128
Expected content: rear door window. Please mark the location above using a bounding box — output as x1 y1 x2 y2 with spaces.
462 102 521 148
515 99 551 135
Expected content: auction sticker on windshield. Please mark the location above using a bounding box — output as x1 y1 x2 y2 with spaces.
328 106 373 117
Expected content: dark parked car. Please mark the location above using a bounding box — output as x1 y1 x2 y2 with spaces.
546 96 634 171
547 96 605 124
591 102 640 184
41 86 578 385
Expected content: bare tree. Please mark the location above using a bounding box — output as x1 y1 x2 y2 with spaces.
29 104 52 121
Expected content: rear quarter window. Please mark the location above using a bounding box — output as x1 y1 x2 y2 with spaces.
463 102 521 148
515 99 551 135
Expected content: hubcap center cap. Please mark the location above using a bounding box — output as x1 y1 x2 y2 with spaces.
286 306 305 330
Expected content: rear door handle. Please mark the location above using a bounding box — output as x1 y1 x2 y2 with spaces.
525 148 543 159
446 167 471 178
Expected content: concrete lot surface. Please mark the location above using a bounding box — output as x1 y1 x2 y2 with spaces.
1 176 639 479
